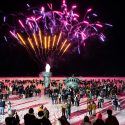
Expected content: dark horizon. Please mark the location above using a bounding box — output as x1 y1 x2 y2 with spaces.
0 0 124 77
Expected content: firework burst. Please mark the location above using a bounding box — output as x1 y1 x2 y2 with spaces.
1 0 112 67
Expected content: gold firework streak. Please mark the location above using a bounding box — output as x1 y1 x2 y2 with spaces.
60 39 67 52
33 33 38 47
39 30 42 48
46 36 48 51
57 32 62 46
44 36 47 49
38 29 44 56
17 33 26 45
48 36 50 51
62 43 71 56
28 37 35 50
33 33 41 58
52 35 56 49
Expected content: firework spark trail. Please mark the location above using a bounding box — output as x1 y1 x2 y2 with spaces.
62 43 71 56
44 36 47 58
45 36 47 49
39 30 42 48
17 33 26 46
33 32 42 60
27 37 43 62
18 20 25 28
33 33 38 47
28 37 35 51
38 29 45 61
17 33 41 65
57 32 62 46
59 39 67 54
10 31 18 39
48 36 50 50
52 35 56 49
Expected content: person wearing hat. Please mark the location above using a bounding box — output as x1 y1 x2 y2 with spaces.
93 113 105 125
38 105 44 112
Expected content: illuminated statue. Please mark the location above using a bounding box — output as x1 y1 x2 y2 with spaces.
42 64 52 87
64 76 80 90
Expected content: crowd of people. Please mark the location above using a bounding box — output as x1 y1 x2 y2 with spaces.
0 79 43 100
46 79 125 117
0 78 125 125
4 107 120 125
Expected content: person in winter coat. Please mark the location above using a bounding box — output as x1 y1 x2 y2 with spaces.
87 102 92 115
5 110 19 125
7 101 12 115
74 95 80 106
14 111 20 125
105 109 119 125
0 93 3 99
87 98 91 104
93 113 105 125
58 93 62 104
55 116 70 125
92 101 96 116
0 99 5 115
112 98 118 110
61 103 66 117
97 96 103 108
24 108 36 125
117 100 121 110
66 103 71 119
81 115 91 125
36 111 51 125
43 107 49 119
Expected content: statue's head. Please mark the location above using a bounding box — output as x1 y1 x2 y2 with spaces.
45 63 51 72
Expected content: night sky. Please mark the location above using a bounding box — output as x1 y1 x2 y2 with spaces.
0 0 124 76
